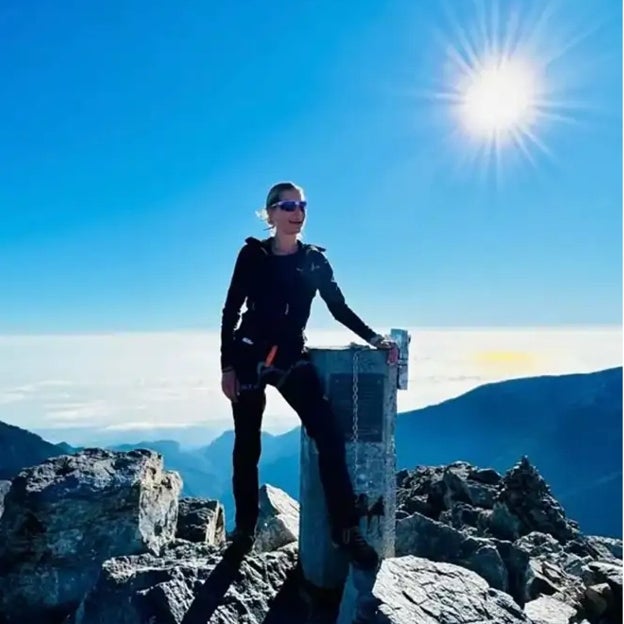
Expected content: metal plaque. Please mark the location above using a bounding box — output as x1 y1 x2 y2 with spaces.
328 373 385 442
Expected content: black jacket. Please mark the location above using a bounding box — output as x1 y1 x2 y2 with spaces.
220 237 376 370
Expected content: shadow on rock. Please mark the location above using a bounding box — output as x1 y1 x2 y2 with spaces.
262 563 342 624
336 565 382 624
179 543 247 624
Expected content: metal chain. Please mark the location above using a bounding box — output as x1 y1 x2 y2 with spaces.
352 348 360 490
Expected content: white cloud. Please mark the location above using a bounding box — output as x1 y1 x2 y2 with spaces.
0 327 620 445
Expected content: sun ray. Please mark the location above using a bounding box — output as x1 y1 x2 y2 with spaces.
441 2 484 73
501 6 522 61
533 109 581 127
521 126 553 161
420 0 602 178
511 128 539 169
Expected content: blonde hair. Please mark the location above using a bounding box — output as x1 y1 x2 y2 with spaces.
256 181 305 229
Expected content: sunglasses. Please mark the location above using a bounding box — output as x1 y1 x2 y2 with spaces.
269 200 307 212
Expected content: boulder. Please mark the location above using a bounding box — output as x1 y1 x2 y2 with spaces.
339 555 531 624
395 511 518 600
0 448 181 624
523 595 577 624
438 501 492 536
584 583 612 620
490 501 523 540
497 456 580 542
586 535 623 561
581 561 622 624
516 531 589 601
73 540 298 624
393 460 621 618
254 484 299 553
176 497 225 546
396 462 502 522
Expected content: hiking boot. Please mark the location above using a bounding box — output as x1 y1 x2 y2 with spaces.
228 526 256 555
331 526 380 570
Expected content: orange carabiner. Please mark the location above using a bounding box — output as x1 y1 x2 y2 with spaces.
265 345 278 367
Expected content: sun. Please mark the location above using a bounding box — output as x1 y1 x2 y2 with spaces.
460 59 537 140
415 0 596 179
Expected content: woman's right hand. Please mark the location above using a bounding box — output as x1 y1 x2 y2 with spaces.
221 368 239 403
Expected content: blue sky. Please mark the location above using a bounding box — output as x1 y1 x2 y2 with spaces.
0 0 621 333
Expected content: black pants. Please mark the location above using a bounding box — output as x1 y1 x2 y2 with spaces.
231 353 358 533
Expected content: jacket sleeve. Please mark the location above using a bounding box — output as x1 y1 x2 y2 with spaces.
220 246 250 371
315 252 377 343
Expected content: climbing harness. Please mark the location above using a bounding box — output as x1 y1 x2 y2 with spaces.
253 343 309 391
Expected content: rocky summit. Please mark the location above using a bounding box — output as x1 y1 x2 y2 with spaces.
0 450 621 624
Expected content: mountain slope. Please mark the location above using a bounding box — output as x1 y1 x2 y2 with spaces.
0 421 66 479
394 367 622 537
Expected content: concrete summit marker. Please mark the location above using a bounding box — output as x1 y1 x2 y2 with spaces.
298 329 410 592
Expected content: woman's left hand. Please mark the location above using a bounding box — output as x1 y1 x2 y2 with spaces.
369 334 399 364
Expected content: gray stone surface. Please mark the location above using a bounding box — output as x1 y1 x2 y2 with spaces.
524 595 577 624
498 456 581 543
0 448 181 624
580 560 622 623
255 484 299 552
73 540 299 624
299 346 398 590
587 535 623 561
339 555 531 624
176 497 225 545
395 510 520 599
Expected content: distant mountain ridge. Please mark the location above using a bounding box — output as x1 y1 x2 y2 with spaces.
0 421 66 480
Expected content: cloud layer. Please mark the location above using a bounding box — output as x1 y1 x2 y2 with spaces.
0 327 620 445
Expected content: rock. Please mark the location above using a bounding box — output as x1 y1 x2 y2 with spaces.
396 462 502 523
587 535 623 561
490 538 532 605
394 459 621 620
581 561 623 591
254 484 299 553
432 462 499 514
176 497 225 545
490 501 523 541
396 465 440 518
471 467 504 485
514 532 587 609
0 448 182 624
395 511 515 600
438 501 491 535
517 532 589 577
524 595 577 624
497 456 580 543
73 539 298 624
0 479 10 517
339 555 531 624
584 582 609 615
580 561 622 623
516 532 563 558
526 557 587 608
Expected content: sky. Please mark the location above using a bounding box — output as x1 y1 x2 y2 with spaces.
0 0 622 334
1 327 621 447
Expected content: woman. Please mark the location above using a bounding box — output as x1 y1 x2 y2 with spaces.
220 181 396 569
